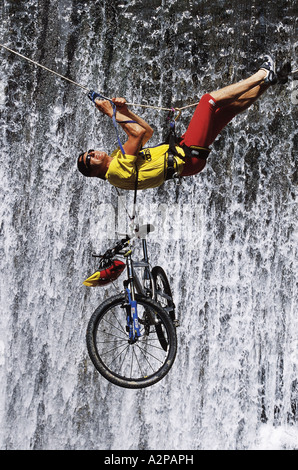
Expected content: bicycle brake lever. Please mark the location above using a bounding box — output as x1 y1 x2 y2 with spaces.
92 248 113 258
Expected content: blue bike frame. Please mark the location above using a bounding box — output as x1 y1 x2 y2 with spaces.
125 288 141 342
124 247 142 342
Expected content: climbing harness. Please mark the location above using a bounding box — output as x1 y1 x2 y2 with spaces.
163 107 210 181
164 108 182 181
181 145 211 160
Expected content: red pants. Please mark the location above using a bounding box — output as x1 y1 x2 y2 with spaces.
179 93 238 176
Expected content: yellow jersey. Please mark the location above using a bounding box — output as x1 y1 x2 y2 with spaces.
105 144 185 190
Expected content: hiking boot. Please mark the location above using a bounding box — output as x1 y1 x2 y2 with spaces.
260 55 277 85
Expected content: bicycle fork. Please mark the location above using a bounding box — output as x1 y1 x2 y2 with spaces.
123 250 141 343
125 288 141 343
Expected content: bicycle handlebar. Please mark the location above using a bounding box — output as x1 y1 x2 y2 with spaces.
92 224 155 261
115 224 155 242
92 238 129 259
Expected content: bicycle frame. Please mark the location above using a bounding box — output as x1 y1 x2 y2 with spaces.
86 224 178 388
132 239 155 297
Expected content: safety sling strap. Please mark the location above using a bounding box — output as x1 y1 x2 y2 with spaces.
164 110 211 181
88 90 139 224
88 90 137 155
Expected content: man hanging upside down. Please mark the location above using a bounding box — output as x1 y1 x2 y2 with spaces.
77 56 287 190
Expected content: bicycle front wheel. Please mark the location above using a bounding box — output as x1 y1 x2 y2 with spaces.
86 294 177 389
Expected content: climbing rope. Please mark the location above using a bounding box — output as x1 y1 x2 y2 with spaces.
2 43 297 113
0 43 200 113
0 44 90 93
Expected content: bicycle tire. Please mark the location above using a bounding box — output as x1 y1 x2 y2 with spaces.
86 293 177 389
151 266 176 322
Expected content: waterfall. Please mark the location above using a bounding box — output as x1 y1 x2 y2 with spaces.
0 0 297 450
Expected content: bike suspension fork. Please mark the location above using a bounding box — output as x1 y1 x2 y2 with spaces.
125 254 141 342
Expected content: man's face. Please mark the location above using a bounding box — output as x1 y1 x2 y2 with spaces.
80 149 109 178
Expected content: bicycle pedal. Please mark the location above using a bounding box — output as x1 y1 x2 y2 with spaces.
173 319 180 327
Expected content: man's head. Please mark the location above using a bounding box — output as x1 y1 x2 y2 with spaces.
77 149 110 179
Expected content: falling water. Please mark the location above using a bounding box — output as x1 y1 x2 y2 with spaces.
0 0 297 450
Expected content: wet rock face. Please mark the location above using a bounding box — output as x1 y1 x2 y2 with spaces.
0 0 297 450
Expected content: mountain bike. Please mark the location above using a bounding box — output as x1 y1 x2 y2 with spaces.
85 224 178 389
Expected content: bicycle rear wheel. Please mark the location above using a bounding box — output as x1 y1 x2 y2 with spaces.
86 294 177 389
151 266 176 322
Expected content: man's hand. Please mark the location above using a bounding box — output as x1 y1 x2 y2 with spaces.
95 99 114 117
94 96 153 155
95 97 128 117
111 97 128 111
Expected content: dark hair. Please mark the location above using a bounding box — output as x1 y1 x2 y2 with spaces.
77 152 91 177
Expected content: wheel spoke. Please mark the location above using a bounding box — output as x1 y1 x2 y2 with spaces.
87 294 177 388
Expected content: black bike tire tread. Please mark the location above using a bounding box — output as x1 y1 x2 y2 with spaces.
151 266 175 320
152 266 172 292
86 293 177 389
